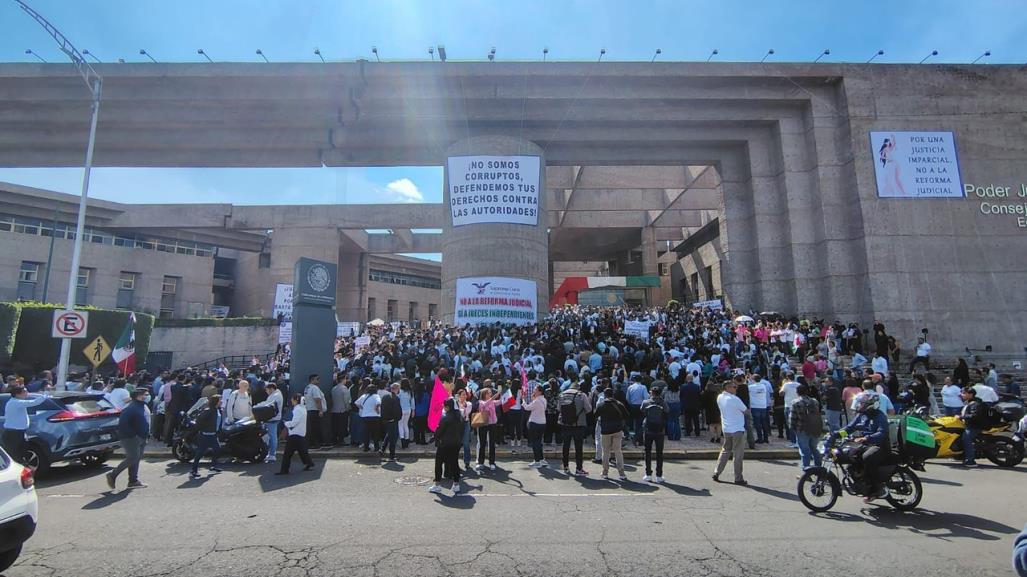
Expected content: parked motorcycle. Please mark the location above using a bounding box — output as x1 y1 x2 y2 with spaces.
797 428 925 513
172 414 269 464
926 400 1024 468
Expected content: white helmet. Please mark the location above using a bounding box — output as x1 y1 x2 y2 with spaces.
853 392 880 414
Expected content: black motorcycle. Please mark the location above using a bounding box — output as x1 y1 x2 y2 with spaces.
797 432 923 513
172 414 269 464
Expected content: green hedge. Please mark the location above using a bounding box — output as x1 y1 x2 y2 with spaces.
3 302 154 374
0 302 21 365
154 317 277 328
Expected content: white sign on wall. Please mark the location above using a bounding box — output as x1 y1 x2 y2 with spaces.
278 321 292 344
337 322 361 337
693 299 724 310
623 320 651 342
354 335 371 353
447 155 541 226
870 131 964 198
273 283 293 321
455 277 538 326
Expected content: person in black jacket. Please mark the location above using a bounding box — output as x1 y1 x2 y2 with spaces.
106 387 150 490
959 387 988 468
380 383 403 462
189 395 223 479
429 398 463 494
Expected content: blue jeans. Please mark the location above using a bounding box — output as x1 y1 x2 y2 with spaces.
825 410 842 433
944 406 961 416
795 431 822 469
963 428 979 464
191 433 221 474
528 422 545 462
349 412 364 446
751 408 770 442
265 421 280 459
665 402 682 440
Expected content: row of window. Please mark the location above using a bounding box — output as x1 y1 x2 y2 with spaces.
366 298 438 323
368 268 441 290
17 261 180 318
0 214 216 258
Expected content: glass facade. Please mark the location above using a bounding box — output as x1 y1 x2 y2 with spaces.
0 214 215 257
368 268 440 290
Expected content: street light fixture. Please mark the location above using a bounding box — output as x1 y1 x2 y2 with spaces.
651 48 661 62
867 49 884 63
314 48 325 63
542 47 548 61
25 48 46 62
256 49 268 62
428 46 434 61
919 50 938 64
139 48 156 63
372 46 380 62
13 0 103 389
706 49 718 62
488 47 495 62
437 44 447 62
760 48 774 63
197 48 213 63
598 48 606 62
971 50 991 64
82 49 101 63
814 49 830 63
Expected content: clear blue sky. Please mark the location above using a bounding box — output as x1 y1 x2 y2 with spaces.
0 0 1024 211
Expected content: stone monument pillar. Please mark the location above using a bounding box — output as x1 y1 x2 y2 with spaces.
288 257 337 399
442 135 548 325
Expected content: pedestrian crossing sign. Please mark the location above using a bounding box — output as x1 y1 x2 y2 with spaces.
84 335 111 368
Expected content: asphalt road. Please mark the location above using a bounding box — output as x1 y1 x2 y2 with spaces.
8 453 1026 577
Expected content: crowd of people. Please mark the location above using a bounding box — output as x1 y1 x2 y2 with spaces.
2 304 1024 492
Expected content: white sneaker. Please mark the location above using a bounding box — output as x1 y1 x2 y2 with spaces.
618 475 629 482
540 460 549 468
489 464 496 471
452 482 462 494
475 464 484 472
428 485 443 494
643 475 653 482
654 476 664 484
528 461 541 468
265 456 276 463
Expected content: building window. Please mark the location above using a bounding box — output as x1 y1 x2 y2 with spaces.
258 253 271 269
117 272 137 309
408 301 417 324
367 298 376 321
160 276 179 319
387 300 398 322
428 303 438 320
75 267 92 306
368 269 441 290
659 262 670 276
703 265 714 300
17 261 40 300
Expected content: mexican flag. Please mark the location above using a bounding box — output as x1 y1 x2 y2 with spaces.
112 313 136 375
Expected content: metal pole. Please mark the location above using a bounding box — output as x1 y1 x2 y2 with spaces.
40 201 58 302
56 78 101 388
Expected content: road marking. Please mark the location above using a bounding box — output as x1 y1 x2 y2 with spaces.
46 494 87 498
459 493 646 498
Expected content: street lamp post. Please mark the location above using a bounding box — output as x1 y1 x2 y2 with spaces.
13 0 103 389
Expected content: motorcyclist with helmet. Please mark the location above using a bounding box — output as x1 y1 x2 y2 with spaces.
837 390 891 502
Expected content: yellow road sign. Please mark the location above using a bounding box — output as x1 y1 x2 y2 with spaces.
83 335 111 368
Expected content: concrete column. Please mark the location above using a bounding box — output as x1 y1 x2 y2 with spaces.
641 226 659 305
336 250 367 322
442 135 548 324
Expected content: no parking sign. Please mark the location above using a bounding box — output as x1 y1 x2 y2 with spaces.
52 309 89 339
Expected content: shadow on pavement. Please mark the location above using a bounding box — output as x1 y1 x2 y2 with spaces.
818 508 1018 540
257 463 325 492
918 476 962 487
658 481 711 497
434 493 476 509
81 490 130 510
746 484 800 501
380 461 406 472
36 463 111 489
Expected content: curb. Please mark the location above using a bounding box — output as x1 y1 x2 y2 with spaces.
132 447 799 461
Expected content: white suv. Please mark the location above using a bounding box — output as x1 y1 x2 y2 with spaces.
0 446 37 572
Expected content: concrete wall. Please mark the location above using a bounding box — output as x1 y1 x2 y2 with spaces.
149 324 279 368
0 229 212 317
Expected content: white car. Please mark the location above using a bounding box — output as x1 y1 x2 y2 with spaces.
0 446 38 572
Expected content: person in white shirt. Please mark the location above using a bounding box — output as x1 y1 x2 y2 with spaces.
563 355 579 376
254 382 284 463
851 351 868 371
940 377 964 416
105 381 131 410
747 373 772 444
356 385 383 452
972 382 1000 404
910 337 932 373
224 379 253 425
713 376 748 485
871 351 889 378
275 393 314 475
303 375 328 448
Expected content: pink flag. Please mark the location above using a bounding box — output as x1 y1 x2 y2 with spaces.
427 374 451 432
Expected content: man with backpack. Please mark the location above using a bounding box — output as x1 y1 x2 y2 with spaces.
559 379 592 476
789 384 825 472
595 386 629 481
380 382 403 462
641 386 669 483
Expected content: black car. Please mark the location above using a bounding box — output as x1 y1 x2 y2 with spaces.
0 392 121 475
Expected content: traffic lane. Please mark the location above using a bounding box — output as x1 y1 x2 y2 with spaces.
14 457 1026 577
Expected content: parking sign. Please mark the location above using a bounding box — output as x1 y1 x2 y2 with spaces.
52 309 89 339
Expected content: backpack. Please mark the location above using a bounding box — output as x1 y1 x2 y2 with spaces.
798 399 824 435
559 391 583 425
644 401 666 434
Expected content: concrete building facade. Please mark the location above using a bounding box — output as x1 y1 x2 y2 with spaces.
1 62 1026 353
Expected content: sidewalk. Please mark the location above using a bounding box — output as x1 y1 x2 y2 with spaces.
137 435 801 461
